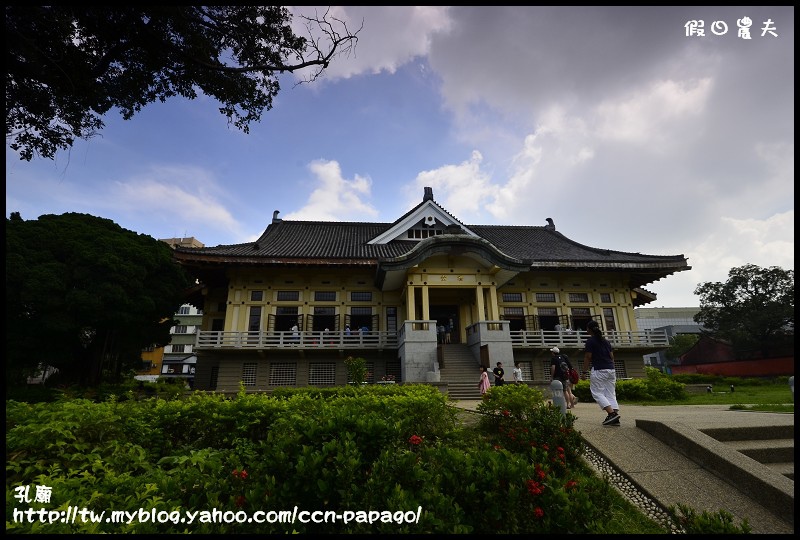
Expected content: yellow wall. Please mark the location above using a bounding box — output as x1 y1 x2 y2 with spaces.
198 265 639 335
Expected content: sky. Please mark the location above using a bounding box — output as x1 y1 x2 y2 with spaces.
5 6 794 308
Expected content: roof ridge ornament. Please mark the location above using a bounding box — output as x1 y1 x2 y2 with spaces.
545 217 556 231
423 186 433 201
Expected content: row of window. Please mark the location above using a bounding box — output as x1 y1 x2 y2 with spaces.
502 306 618 332
233 361 402 389
502 292 615 303
248 291 374 302
230 360 627 389
250 291 613 304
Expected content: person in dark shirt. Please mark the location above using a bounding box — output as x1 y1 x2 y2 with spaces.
582 320 620 425
492 362 505 386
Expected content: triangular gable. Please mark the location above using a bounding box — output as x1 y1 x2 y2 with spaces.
368 196 478 245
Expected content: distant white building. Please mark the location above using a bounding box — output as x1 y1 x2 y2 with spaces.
635 307 704 372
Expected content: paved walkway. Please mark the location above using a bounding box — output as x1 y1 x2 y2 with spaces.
454 400 794 534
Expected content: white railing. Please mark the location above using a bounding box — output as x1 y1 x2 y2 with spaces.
196 327 668 350
509 329 669 348
195 330 399 350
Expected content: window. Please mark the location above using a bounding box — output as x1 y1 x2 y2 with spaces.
535 293 556 302
518 361 533 381
386 359 401 382
571 308 592 330
309 363 336 385
314 291 336 302
277 291 300 301
568 293 589 303
269 363 297 386
603 308 617 331
142 345 155 353
351 291 372 302
250 290 263 301
600 293 612 303
350 307 372 331
407 226 444 239
242 363 257 386
178 305 190 315
171 344 185 353
209 367 219 390
174 325 188 334
248 306 262 332
502 292 523 302
386 307 398 333
313 306 336 332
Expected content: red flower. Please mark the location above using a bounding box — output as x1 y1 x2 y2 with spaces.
565 480 578 490
409 435 423 445
502 410 510 416
240 469 248 479
533 507 544 519
526 479 544 496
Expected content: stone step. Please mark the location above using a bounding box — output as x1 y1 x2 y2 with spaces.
765 462 794 480
637 420 794 521
701 425 794 441
722 439 794 463
447 382 484 401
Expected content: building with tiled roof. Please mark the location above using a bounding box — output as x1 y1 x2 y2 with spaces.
173 187 690 396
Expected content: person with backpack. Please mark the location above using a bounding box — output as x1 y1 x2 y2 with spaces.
582 320 620 426
550 347 577 408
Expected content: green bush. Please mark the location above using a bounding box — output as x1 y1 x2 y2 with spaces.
6 385 746 534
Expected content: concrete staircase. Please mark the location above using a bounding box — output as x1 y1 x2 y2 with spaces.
701 425 795 480
437 344 482 400
637 419 795 526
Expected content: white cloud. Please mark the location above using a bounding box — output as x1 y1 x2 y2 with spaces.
410 150 495 218
594 78 712 148
282 159 379 221
110 166 244 240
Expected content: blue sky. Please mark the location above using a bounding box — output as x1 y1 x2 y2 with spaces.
6 6 794 307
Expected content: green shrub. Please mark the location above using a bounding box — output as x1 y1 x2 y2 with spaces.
6 385 660 534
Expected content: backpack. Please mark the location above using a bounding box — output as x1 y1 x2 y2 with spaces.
557 355 571 381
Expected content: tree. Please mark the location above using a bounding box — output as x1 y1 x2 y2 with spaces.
6 6 360 161
665 333 699 363
694 264 794 358
6 213 193 387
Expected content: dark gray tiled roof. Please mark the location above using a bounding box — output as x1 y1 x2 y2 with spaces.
176 220 686 266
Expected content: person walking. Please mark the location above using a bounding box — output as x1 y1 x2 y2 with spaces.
549 347 576 408
512 362 523 384
582 320 620 425
478 365 491 396
492 362 505 386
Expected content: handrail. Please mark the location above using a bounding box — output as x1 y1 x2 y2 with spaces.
195 327 669 350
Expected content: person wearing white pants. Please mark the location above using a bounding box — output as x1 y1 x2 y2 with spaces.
582 320 620 425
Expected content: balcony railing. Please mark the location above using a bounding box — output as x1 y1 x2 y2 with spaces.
195 326 668 351
195 330 399 350
509 329 669 349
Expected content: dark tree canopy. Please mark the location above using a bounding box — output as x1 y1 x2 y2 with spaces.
6 213 193 387
694 264 794 358
6 6 360 160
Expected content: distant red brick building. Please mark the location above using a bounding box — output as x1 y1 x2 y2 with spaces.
673 335 793 377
